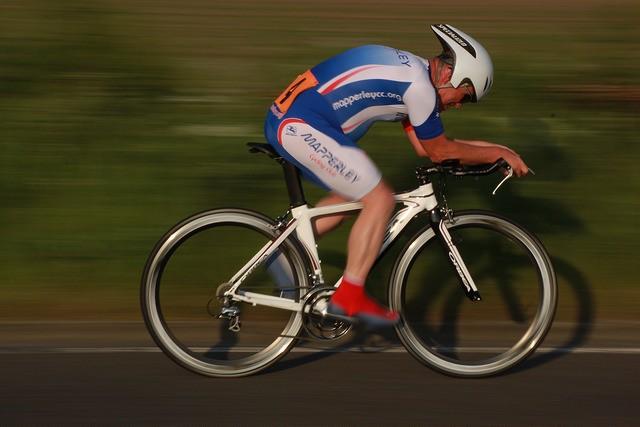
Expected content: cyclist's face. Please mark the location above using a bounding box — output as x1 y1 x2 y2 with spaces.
435 63 475 110
438 84 474 111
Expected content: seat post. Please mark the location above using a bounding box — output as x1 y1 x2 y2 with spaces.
246 142 308 208
281 162 307 207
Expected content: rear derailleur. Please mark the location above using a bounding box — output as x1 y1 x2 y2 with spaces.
210 283 241 332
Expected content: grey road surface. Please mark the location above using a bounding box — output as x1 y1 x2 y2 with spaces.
2 320 638 425
1 350 636 425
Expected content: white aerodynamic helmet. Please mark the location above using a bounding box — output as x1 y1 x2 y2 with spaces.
430 24 494 102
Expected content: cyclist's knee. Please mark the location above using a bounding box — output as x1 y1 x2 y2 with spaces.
361 180 395 214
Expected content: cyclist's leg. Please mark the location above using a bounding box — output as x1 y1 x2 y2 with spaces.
314 188 396 272
310 183 395 282
329 180 398 326
313 192 349 236
344 180 395 281
270 116 397 325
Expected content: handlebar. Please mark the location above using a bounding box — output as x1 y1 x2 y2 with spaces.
417 159 510 178
416 159 513 195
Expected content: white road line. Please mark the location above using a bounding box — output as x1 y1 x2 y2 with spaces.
2 321 640 328
0 347 639 354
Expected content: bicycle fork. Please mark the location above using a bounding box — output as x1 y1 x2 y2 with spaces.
429 209 482 302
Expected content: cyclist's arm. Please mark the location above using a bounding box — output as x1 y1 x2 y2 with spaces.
453 138 517 155
403 121 486 161
403 122 528 176
402 119 428 157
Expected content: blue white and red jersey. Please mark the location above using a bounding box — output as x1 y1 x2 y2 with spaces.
272 45 444 141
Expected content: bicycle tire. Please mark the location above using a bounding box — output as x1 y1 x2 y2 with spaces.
141 208 310 377
389 210 557 377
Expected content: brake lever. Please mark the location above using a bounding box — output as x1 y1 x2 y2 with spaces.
492 166 514 195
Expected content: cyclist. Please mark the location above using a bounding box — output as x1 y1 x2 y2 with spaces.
264 24 529 327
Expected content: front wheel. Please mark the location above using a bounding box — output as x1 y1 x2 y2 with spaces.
389 211 557 377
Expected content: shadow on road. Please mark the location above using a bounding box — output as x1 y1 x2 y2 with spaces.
263 327 399 375
512 257 594 373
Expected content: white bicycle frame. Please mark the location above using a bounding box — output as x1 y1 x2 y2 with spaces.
223 180 479 313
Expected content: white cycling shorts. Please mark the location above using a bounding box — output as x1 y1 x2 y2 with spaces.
276 118 381 201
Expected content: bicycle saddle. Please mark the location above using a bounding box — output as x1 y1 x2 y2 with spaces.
247 142 283 162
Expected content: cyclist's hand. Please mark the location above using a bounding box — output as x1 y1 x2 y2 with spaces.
501 150 529 177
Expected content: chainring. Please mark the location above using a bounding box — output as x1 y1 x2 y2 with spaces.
302 287 351 341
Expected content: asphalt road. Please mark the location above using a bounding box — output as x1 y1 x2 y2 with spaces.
1 349 636 425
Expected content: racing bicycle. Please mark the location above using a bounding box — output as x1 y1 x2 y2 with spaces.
141 142 557 378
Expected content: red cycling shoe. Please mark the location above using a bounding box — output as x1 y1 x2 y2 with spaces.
327 280 399 328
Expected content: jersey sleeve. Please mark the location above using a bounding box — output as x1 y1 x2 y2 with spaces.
402 65 444 140
413 108 444 139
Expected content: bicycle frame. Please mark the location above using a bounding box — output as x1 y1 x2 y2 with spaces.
225 179 480 312
143 142 554 378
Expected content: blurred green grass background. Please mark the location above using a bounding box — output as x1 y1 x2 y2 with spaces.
1 0 638 320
